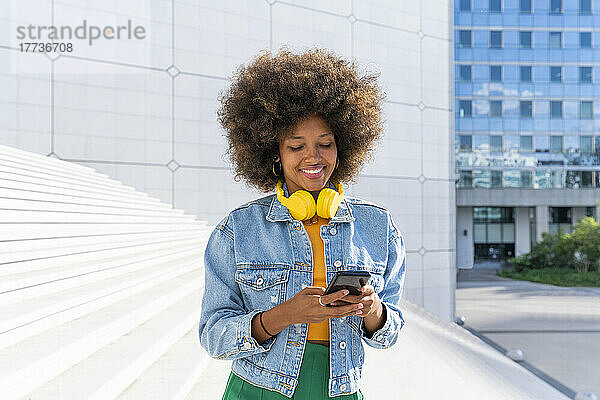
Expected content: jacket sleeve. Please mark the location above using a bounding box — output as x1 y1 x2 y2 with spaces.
198 216 276 360
360 213 407 349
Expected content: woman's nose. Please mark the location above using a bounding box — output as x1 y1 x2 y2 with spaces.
304 145 322 162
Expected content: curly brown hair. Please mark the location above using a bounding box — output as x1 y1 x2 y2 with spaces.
217 46 386 192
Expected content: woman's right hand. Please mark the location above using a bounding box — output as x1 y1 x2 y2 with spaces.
282 286 364 324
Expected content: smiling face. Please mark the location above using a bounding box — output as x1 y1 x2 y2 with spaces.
275 115 337 199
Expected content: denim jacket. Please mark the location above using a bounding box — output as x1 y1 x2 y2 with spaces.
198 181 406 398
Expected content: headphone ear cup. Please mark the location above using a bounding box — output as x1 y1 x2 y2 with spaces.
287 190 317 220
317 188 342 219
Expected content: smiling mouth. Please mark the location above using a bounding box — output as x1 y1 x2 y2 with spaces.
300 166 325 178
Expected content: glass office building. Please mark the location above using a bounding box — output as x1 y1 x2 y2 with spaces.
454 0 600 266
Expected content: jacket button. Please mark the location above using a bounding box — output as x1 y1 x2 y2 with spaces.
243 342 252 350
339 341 346 350
340 384 347 391
334 260 342 267
329 227 337 235
256 277 264 285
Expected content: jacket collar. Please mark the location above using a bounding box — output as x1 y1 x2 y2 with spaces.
266 180 355 223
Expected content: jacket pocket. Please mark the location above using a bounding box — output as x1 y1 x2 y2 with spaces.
368 271 385 293
235 267 290 310
350 262 386 293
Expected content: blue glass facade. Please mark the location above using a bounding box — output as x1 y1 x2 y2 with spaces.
455 0 600 188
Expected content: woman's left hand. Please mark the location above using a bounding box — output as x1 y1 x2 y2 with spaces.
330 285 381 317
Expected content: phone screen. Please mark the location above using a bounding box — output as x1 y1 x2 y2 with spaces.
323 271 371 297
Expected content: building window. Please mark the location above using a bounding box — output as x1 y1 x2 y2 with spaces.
551 135 563 153
581 136 593 153
549 32 562 49
550 207 571 223
582 171 593 188
490 31 502 48
550 66 562 82
549 207 571 234
491 171 503 187
460 0 471 11
459 30 472 48
490 0 502 12
564 136 579 154
490 135 502 152
580 0 592 13
519 31 532 48
490 65 502 82
549 0 562 14
473 208 515 249
520 135 533 152
459 170 473 187
548 206 572 233
566 171 590 188
535 135 550 152
580 66 592 83
581 101 593 119
520 101 532 118
551 170 564 188
521 171 533 187
580 32 592 48
459 65 472 81
473 135 490 152
520 0 532 13
474 170 491 188
490 100 503 117
459 135 473 151
504 135 520 152
503 170 520 188
459 100 472 117
551 101 563 118
520 65 532 82
586 207 595 218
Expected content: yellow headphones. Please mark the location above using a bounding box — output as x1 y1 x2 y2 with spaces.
276 179 344 221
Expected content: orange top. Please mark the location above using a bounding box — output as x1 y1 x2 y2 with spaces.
303 214 330 341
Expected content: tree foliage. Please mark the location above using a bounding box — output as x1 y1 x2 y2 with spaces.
508 217 600 273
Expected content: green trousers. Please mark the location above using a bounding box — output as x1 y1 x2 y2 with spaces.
222 341 364 399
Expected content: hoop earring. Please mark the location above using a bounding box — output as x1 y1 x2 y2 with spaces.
272 160 282 177
335 158 339 170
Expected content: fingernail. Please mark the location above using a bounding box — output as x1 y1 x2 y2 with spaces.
356 310 363 314
343 290 349 295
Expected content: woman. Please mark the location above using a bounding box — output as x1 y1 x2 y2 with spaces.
198 47 406 399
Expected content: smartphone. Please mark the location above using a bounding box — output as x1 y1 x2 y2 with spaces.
323 271 371 298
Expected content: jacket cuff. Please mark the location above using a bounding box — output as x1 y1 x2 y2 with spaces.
360 302 401 349
235 309 277 355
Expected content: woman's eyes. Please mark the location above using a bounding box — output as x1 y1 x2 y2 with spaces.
289 144 332 151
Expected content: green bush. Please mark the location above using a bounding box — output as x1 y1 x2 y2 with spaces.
568 217 600 273
508 217 600 273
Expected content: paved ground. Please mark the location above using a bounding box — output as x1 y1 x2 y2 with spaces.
456 262 600 398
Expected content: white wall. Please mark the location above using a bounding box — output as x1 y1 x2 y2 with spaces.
0 0 454 321
572 207 587 225
515 207 531 257
456 207 474 269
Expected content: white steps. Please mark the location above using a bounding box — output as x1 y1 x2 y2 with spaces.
119 329 210 400
17 277 203 400
0 144 214 400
